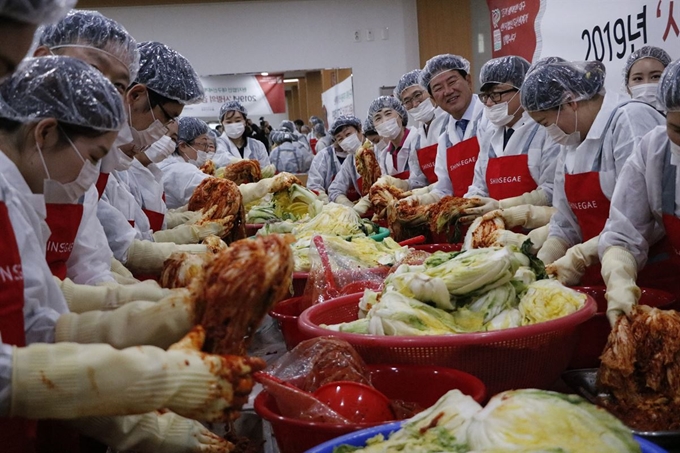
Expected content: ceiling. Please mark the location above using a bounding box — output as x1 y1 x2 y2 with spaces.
77 0 303 7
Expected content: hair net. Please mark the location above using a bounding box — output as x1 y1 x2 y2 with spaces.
368 96 408 127
177 116 208 144
479 55 531 92
0 0 75 25
657 59 680 112
313 122 325 136
420 54 471 92
0 56 123 131
207 128 218 142
280 120 296 133
330 115 361 136
363 117 376 134
219 100 247 120
135 41 204 105
521 60 606 112
39 10 140 82
394 69 423 102
271 129 294 144
624 46 672 83
309 115 323 125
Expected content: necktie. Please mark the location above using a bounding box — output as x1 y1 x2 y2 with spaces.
503 128 515 149
456 119 469 140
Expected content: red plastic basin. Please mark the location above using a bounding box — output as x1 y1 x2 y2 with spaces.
270 296 309 350
568 286 675 369
254 363 486 453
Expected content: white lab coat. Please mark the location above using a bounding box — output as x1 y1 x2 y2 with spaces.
125 159 168 230
103 171 153 241
307 145 343 193
0 152 69 413
214 134 270 169
405 107 450 189
270 142 313 173
96 197 141 264
378 128 412 176
432 95 488 197
548 93 665 248
599 126 677 269
157 154 209 209
465 112 560 202
315 135 333 154
328 154 361 202
65 185 116 285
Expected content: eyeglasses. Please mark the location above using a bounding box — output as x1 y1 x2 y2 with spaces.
157 102 178 124
479 88 518 104
403 90 427 109
190 140 209 152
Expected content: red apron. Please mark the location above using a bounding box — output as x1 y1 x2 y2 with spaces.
486 154 538 200
142 208 165 232
416 143 438 184
44 203 84 280
446 136 480 196
0 202 36 453
347 180 361 202
310 138 318 155
95 173 109 200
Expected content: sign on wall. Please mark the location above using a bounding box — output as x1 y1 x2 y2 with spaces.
182 74 286 119
321 75 355 127
486 0 680 91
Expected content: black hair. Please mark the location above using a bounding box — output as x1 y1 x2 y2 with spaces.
294 119 304 127
0 117 106 150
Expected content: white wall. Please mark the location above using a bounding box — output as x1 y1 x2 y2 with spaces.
94 0 420 123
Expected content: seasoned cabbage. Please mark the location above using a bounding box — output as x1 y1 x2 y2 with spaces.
518 280 587 325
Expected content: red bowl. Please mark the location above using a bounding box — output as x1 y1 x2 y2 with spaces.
254 364 486 453
292 272 308 297
245 223 264 237
568 286 675 369
270 296 308 350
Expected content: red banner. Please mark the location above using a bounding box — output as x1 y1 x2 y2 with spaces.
256 74 286 114
486 0 542 61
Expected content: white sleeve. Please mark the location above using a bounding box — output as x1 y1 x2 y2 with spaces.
547 150 583 248
66 187 115 285
610 104 664 177
404 132 427 189
96 198 140 263
252 139 271 167
534 132 561 204
307 151 331 192
599 135 665 269
161 164 209 209
432 133 453 197
465 140 490 198
328 157 358 202
212 137 239 168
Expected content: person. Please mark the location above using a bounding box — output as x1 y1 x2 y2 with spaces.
158 117 212 208
294 118 305 132
463 56 560 225
307 140 344 197
395 69 450 189
0 55 236 453
247 117 269 151
520 60 664 286
207 128 218 154
269 129 312 173
327 115 372 207
363 117 385 150
623 46 672 110
314 121 332 154
599 59 680 326
281 119 311 152
408 54 487 205
214 101 270 168
368 96 411 179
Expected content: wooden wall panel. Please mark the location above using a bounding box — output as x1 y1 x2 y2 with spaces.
416 0 472 70
306 71 323 122
296 78 308 122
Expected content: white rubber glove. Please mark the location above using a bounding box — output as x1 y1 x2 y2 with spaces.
165 207 202 229
239 178 275 205
375 175 410 191
354 196 372 215
545 235 600 286
410 186 432 197
407 190 441 205
152 221 227 244
490 230 529 248
111 257 134 279
125 240 207 275
463 196 500 217
536 236 569 265
488 205 556 229
316 190 329 203
602 246 640 327
70 411 231 453
55 289 193 349
334 194 355 208
527 224 550 253
143 136 176 164
498 188 549 209
11 327 262 421
56 277 171 313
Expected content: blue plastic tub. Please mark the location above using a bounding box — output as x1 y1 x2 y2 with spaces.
304 421 668 453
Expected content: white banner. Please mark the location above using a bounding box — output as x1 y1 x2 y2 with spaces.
182 74 285 119
488 0 680 92
322 76 355 126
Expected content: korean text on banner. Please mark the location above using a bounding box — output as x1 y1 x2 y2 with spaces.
322 76 355 127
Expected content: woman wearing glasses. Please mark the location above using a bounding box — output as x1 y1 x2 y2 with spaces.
462 56 561 229
394 69 450 190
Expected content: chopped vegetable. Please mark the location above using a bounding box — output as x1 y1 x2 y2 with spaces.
518 280 587 325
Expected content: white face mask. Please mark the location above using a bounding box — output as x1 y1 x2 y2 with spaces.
129 99 168 148
630 83 662 109
37 133 99 204
484 91 521 128
339 133 362 153
184 144 208 167
546 105 581 146
375 117 402 140
224 122 245 139
408 99 436 123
